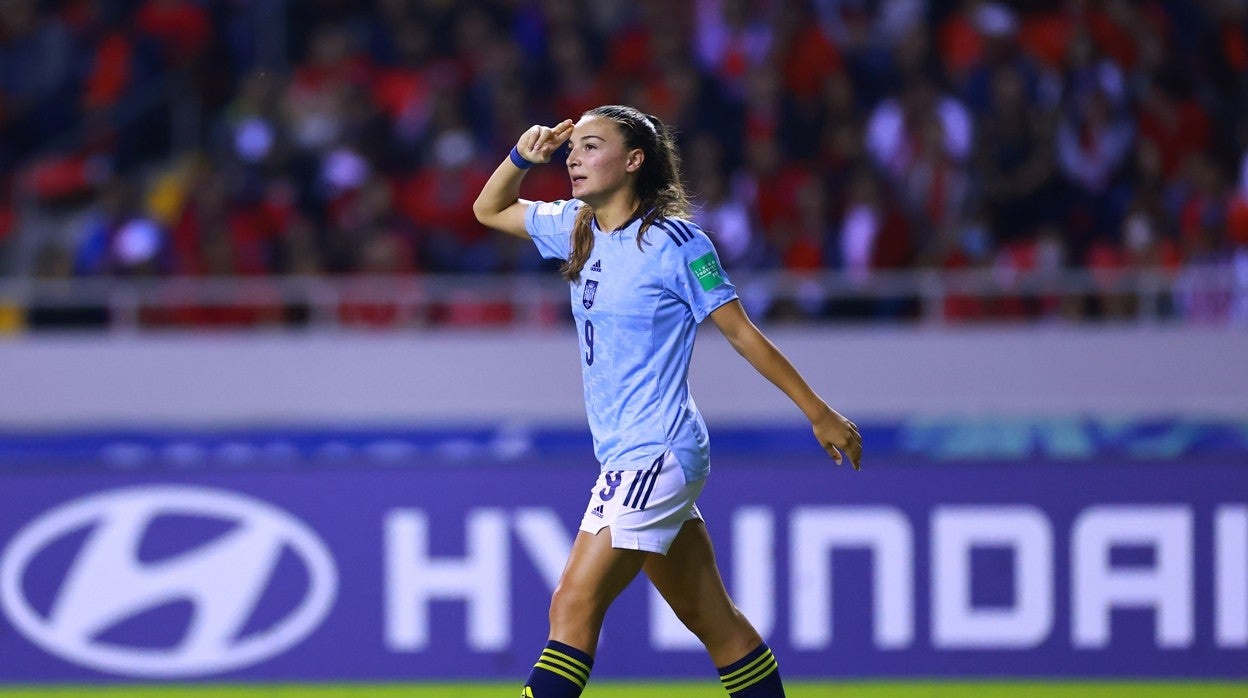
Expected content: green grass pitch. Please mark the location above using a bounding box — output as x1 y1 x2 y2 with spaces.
0 683 1246 697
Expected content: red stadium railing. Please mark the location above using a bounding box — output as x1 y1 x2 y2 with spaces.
0 265 1243 332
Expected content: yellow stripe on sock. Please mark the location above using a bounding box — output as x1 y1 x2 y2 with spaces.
540 649 592 681
534 659 587 688
721 655 778 693
719 648 774 683
722 657 778 693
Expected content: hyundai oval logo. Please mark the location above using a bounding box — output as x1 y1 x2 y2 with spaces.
0 486 338 677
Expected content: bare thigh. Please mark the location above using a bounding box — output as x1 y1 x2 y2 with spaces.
548 528 648 655
643 519 762 665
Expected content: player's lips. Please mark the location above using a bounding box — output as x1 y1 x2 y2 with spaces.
570 174 587 185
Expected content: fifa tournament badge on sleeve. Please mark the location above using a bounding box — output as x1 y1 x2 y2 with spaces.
689 252 725 291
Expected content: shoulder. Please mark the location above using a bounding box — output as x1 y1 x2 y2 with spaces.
648 216 711 252
527 199 587 240
531 199 585 218
648 216 722 282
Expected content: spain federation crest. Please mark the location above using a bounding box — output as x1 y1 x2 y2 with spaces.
582 279 598 309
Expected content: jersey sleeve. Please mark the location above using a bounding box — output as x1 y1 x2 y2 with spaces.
662 220 739 323
524 199 581 260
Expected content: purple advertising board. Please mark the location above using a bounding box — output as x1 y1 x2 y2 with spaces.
0 457 1245 682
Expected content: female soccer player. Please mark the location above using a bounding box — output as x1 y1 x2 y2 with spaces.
473 105 862 698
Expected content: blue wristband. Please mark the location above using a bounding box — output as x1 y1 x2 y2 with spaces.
509 146 535 170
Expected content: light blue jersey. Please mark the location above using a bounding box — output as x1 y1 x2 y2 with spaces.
526 199 738 482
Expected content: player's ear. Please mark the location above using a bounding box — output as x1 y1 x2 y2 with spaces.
625 148 645 173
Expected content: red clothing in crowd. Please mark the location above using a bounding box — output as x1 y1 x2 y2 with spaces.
780 25 843 100
398 166 490 244
1138 98 1211 180
83 32 133 109
135 0 211 64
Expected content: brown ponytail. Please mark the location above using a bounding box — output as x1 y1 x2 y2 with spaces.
560 106 691 282
563 206 596 282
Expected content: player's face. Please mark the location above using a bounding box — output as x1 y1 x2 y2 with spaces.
566 116 640 203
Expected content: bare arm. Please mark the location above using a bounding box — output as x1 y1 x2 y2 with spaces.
710 299 862 470
472 119 574 238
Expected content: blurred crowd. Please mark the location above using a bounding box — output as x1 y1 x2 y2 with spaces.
1 0 1247 324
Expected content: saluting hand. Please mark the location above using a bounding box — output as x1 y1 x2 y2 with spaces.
516 119 575 165
811 406 862 471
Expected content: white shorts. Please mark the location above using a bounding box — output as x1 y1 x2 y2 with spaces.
579 451 706 555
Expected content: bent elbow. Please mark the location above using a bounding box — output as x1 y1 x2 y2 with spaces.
471 199 491 226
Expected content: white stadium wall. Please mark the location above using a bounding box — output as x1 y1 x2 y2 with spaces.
1 326 1245 428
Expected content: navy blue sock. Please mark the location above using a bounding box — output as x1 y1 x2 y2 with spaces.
717 643 785 697
522 640 593 697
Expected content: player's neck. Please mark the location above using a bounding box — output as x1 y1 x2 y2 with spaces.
590 194 641 233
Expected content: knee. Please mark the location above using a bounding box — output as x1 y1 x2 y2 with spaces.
670 597 739 642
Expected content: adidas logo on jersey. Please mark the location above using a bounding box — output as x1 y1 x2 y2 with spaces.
590 259 602 272
591 504 604 518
